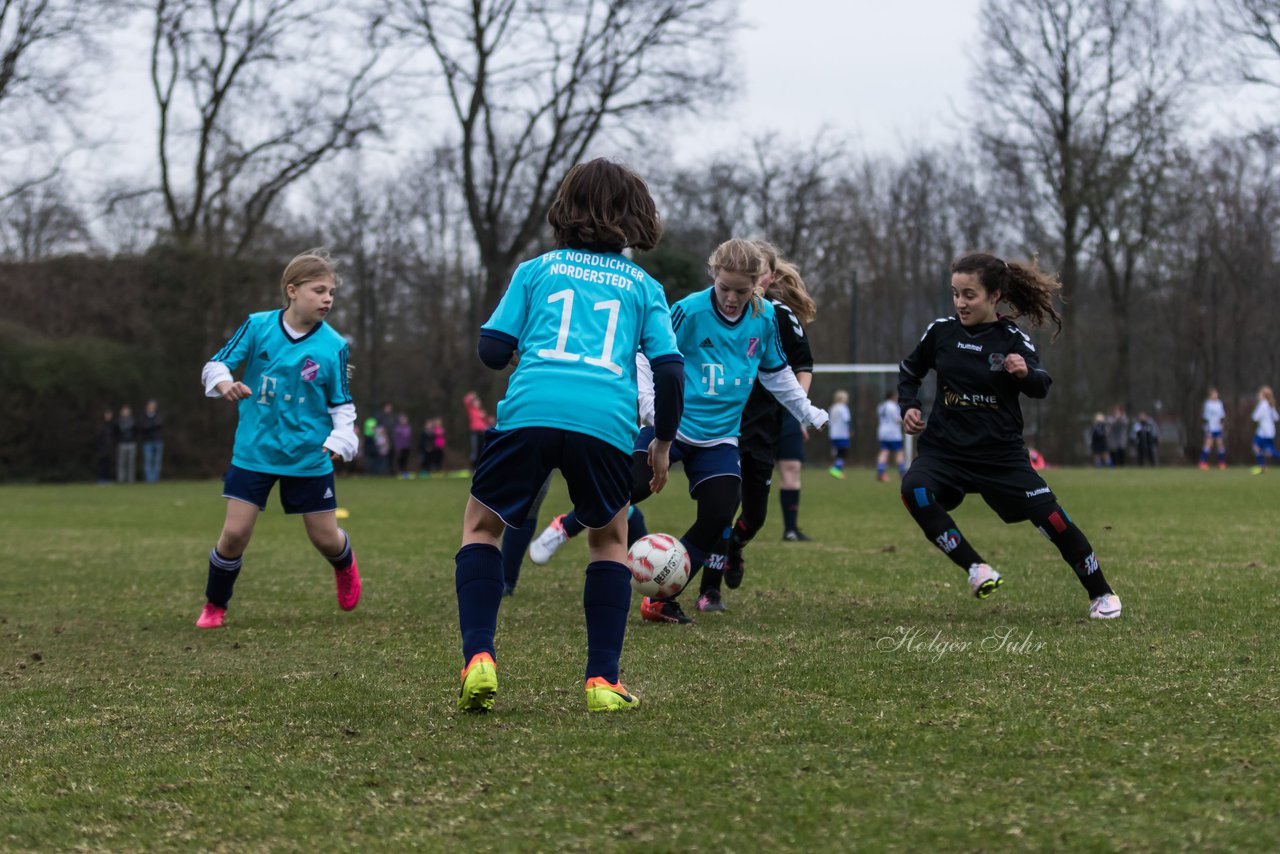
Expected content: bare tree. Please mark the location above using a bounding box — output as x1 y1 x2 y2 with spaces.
149 0 389 256
389 0 737 314
0 0 114 198
0 179 92 259
971 0 1188 298
1215 0 1280 90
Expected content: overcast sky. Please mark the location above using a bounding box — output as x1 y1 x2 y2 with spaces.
669 0 983 160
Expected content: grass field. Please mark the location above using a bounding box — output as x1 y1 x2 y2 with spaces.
3 468 1279 851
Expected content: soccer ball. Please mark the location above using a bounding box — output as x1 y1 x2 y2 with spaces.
627 533 690 599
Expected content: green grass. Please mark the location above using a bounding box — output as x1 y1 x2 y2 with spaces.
2 469 1279 851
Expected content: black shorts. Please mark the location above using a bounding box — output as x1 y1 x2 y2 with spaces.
777 413 805 462
471 427 631 529
904 452 1056 524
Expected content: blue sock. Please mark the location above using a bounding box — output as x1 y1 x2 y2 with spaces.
325 529 353 570
455 543 504 663
1200 449 1209 463
583 561 631 683
898 463 907 476
877 462 886 477
1218 451 1226 464
834 458 845 470
1258 452 1266 467
206 548 242 608
626 506 648 546
501 519 537 592
562 511 586 537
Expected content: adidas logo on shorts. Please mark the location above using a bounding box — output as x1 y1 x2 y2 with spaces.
323 488 334 499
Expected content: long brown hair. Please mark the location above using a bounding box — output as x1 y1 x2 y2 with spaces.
766 259 817 324
547 158 662 253
951 252 1063 338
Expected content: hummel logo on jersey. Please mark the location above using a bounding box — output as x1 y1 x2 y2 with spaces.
323 487 334 499
956 342 983 352
699 337 714 348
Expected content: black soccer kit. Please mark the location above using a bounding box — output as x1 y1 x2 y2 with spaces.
897 315 1054 521
733 299 814 534
897 314 1113 600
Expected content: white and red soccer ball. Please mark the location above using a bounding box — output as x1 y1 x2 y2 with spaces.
626 533 691 599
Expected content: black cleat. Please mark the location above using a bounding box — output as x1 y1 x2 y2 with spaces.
782 529 812 542
724 548 745 589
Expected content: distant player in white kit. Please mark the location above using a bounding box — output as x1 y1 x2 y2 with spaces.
875 391 906 482
827 390 851 479
1200 387 1227 470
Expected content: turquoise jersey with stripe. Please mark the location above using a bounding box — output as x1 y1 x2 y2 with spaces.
482 249 680 455
210 310 353 476
671 288 787 444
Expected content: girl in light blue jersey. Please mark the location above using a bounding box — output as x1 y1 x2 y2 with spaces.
456 158 685 713
530 240 829 624
196 250 361 629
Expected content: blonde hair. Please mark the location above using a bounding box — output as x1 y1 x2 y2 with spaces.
834 390 849 404
767 259 817 324
708 239 766 317
753 239 781 275
1261 386 1275 406
281 248 339 306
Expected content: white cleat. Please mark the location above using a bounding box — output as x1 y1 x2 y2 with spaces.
529 515 569 565
967 563 1003 599
1088 593 1122 619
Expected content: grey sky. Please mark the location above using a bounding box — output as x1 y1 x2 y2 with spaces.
670 0 983 160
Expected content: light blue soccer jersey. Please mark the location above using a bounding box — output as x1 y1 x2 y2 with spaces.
670 287 787 444
481 249 681 454
210 310 353 476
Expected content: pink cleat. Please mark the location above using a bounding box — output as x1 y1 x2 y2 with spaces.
196 603 226 628
335 553 362 611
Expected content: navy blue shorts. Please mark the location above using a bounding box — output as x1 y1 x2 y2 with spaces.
831 438 850 451
777 413 805 462
634 426 740 493
223 464 337 515
879 439 904 452
1256 436 1276 455
472 427 631 529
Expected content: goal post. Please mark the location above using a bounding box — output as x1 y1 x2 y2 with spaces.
809 363 916 463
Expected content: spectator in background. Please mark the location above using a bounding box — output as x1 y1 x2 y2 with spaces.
116 404 138 483
1132 412 1159 467
359 416 376 474
420 417 446 475
463 391 491 469
1106 405 1129 468
393 413 414 478
95 408 116 484
140 399 165 483
373 422 391 473
1089 412 1109 467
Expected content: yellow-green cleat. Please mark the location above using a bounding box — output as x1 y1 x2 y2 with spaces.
458 652 498 713
585 676 640 713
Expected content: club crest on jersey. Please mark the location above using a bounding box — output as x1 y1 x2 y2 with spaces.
747 337 760 358
988 353 1006 371
300 358 320 382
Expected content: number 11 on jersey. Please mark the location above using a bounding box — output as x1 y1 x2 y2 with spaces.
538 289 623 376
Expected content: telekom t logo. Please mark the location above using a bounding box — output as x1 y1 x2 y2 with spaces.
701 363 725 395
